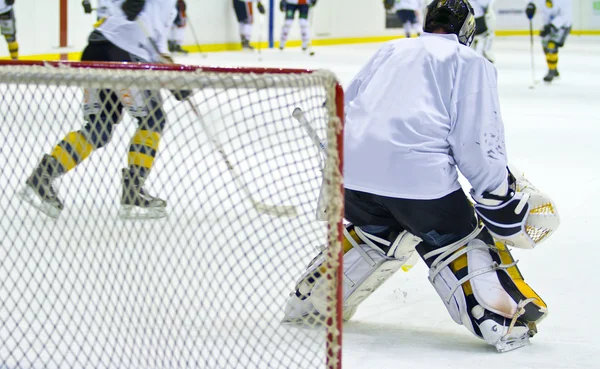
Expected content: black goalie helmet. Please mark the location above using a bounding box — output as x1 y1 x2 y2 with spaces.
424 0 476 47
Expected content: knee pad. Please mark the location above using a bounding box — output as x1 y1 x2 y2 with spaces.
283 224 421 324
419 226 547 352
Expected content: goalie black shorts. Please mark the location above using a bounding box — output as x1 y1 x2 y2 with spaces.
285 4 310 20
344 188 477 248
233 0 253 23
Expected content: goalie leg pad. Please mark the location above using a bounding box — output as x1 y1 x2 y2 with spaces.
283 225 421 323
421 226 548 352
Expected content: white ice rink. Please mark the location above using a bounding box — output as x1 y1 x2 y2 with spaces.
173 36 600 369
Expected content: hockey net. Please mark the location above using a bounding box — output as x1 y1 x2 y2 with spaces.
0 61 344 369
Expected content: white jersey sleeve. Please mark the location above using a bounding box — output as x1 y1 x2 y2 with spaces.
448 57 508 197
97 0 121 19
469 0 494 18
96 0 177 61
542 0 572 28
0 0 13 14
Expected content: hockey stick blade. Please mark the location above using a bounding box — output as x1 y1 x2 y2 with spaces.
252 200 298 217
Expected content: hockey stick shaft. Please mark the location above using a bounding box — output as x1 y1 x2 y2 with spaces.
186 17 206 57
187 101 296 217
292 108 326 156
136 19 297 217
529 19 536 84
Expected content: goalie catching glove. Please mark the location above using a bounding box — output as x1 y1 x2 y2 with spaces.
471 164 560 249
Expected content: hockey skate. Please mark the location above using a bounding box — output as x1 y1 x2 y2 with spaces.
172 43 188 54
241 38 254 51
119 167 167 220
19 154 64 218
543 69 559 83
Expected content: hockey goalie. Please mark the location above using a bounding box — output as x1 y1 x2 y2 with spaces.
283 0 560 353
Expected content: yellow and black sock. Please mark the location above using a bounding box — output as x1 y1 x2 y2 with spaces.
545 42 558 71
128 129 161 171
50 131 95 173
5 36 18 60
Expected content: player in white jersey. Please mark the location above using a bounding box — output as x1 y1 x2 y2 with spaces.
82 0 119 20
526 0 572 82
393 0 423 39
233 0 266 50
284 0 559 353
470 0 495 62
168 0 188 54
279 0 317 55
0 0 18 59
21 0 190 220
279 0 317 52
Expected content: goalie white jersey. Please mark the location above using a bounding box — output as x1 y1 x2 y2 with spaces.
344 33 507 200
95 0 177 62
393 0 423 11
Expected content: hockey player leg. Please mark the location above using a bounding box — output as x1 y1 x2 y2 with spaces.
1 9 18 59
418 226 548 352
279 19 293 50
120 91 167 220
283 224 421 324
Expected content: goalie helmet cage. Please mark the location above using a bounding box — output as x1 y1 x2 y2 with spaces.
0 60 344 369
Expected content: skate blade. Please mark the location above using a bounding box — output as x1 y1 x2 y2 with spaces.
119 205 167 220
18 186 61 219
495 334 530 353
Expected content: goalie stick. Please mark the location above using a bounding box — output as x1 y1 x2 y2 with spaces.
136 19 298 218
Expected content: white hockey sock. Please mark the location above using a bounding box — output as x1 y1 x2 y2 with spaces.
403 22 411 38
174 26 186 45
299 18 310 49
280 19 293 48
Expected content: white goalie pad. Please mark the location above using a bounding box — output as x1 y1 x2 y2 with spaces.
424 227 545 352
283 227 421 323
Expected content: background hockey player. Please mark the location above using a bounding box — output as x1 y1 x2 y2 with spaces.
82 0 116 20
233 0 266 50
278 0 317 53
0 0 18 59
168 0 188 53
393 0 423 39
470 0 495 62
284 0 559 353
21 0 185 220
526 0 572 82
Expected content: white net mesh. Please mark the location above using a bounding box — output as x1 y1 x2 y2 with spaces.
0 62 343 369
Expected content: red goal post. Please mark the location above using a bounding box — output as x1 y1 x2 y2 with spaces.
0 60 344 369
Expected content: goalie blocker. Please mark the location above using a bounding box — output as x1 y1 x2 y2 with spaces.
284 166 559 352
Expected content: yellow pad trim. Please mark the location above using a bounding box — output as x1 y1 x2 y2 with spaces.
128 152 155 169
496 242 547 308
51 146 77 172
64 131 94 160
546 54 559 62
450 251 473 296
131 129 161 150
